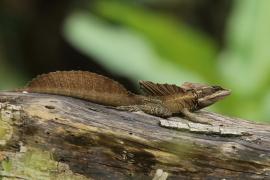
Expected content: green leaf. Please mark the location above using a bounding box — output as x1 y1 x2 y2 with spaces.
219 0 270 121
94 1 218 82
63 12 204 84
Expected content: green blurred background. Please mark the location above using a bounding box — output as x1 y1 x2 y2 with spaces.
1 0 270 122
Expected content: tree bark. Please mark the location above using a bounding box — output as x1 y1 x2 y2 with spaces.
0 92 269 179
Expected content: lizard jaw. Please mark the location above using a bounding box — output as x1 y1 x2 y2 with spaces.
197 89 231 108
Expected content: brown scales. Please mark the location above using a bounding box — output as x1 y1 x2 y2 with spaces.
139 80 186 96
24 71 141 106
21 70 231 123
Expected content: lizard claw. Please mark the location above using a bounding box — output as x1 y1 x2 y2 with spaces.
181 108 214 125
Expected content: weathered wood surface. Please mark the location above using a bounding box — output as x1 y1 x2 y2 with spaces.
0 92 270 179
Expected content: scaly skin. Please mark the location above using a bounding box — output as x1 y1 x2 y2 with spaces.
21 71 231 124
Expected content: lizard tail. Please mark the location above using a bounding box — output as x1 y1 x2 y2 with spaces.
23 71 141 106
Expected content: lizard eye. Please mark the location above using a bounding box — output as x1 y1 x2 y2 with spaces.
212 86 223 91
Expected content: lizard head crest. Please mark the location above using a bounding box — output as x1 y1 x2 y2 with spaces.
181 82 231 109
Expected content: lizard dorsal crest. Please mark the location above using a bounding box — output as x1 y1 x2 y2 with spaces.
26 71 130 95
139 80 186 96
181 82 208 90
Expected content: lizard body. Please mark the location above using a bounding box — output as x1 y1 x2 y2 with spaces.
21 71 231 124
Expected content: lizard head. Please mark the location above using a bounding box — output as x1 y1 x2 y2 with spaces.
181 82 231 109
196 85 231 109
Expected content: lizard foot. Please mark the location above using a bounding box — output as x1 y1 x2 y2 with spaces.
188 117 213 125
181 108 213 125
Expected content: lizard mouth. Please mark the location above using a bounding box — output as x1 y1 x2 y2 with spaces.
197 88 231 108
211 89 231 99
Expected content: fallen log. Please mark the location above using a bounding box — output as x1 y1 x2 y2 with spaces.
0 92 269 179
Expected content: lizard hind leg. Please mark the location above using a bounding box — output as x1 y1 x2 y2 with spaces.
116 103 172 118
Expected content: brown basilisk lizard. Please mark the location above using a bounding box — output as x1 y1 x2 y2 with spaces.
20 71 230 124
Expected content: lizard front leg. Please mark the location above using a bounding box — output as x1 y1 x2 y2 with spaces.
181 108 212 125
117 103 172 117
